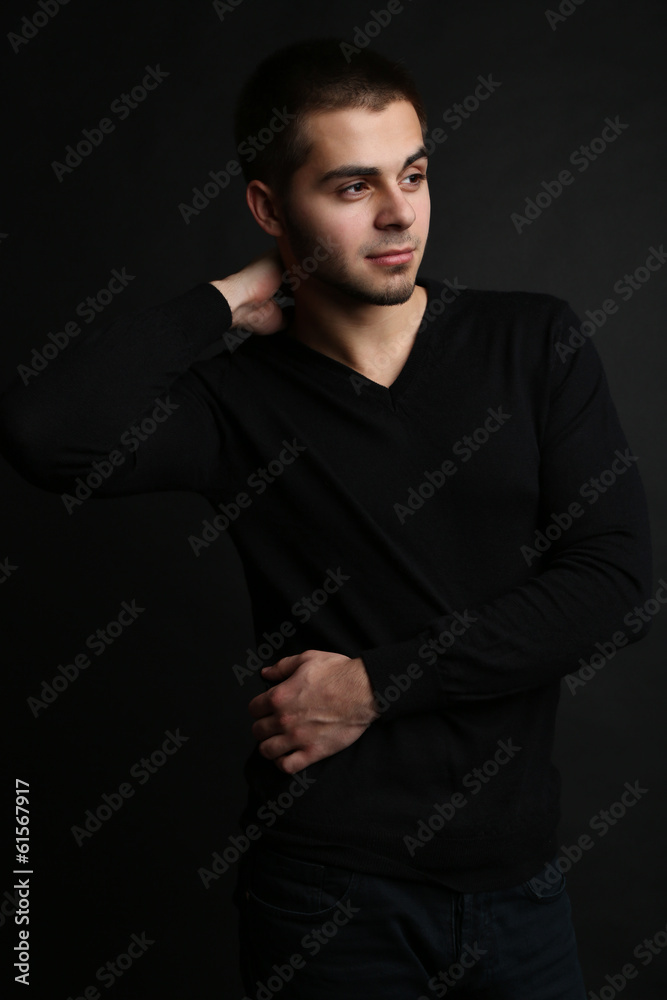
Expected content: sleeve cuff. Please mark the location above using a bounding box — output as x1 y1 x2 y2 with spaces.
159 282 233 354
360 637 445 722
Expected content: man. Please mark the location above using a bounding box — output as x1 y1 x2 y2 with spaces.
0 38 652 999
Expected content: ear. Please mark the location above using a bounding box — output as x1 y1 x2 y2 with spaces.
245 180 286 237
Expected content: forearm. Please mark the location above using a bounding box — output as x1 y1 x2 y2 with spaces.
359 505 653 717
0 247 286 494
0 283 232 493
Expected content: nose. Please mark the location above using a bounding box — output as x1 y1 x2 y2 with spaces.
373 183 416 230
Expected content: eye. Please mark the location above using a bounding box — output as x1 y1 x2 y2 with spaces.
341 181 368 194
340 173 426 196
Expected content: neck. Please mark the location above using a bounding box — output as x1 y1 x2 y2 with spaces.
285 280 428 380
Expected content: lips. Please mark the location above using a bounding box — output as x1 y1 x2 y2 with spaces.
367 247 414 258
366 248 415 266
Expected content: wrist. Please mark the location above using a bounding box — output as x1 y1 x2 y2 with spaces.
209 274 250 322
352 656 381 723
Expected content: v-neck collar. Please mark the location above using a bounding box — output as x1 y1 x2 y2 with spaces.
271 275 437 408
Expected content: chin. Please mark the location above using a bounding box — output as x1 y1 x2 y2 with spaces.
344 277 415 306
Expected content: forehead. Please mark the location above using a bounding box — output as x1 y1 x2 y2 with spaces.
299 100 425 173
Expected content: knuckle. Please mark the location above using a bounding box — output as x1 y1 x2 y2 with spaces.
267 686 282 708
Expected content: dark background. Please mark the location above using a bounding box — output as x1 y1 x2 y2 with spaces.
2 0 666 996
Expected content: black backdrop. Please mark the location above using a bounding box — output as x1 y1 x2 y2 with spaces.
2 0 666 997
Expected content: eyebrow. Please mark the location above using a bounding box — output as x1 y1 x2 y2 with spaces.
318 146 429 185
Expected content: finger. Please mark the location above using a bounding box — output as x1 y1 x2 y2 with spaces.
250 717 283 742
247 691 274 719
260 654 303 680
258 734 298 761
274 749 314 775
247 299 285 335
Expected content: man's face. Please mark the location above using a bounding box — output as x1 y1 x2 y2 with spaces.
277 100 430 306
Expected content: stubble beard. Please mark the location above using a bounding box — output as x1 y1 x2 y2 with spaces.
282 211 419 307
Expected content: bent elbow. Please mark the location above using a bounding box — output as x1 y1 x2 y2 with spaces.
617 561 657 646
0 402 70 493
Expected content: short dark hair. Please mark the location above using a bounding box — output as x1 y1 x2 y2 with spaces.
233 37 428 203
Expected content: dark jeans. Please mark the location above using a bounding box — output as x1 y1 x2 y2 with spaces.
232 845 588 999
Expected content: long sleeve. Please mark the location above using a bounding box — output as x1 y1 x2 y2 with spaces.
0 283 234 498
358 302 653 720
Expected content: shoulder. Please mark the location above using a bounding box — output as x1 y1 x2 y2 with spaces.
423 275 570 326
420 277 579 359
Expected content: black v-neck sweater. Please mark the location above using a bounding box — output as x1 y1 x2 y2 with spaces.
0 275 653 890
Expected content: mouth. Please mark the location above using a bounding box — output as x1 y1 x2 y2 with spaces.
366 248 415 266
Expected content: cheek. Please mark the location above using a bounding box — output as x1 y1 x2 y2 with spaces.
297 204 352 245
300 212 361 261
417 193 430 237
